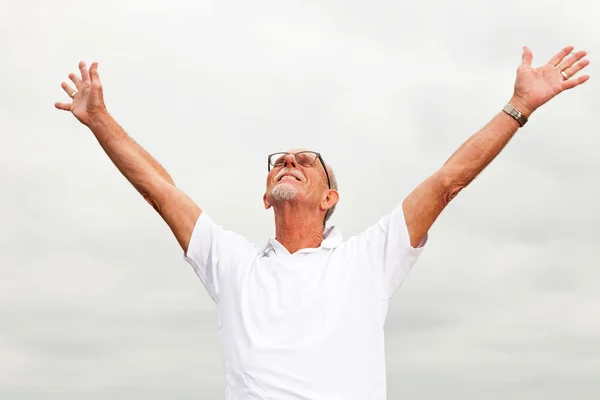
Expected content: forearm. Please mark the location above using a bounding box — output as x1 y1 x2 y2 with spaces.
442 98 529 193
88 113 175 198
402 100 527 247
402 46 590 248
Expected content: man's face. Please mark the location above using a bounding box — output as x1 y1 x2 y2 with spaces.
264 149 329 208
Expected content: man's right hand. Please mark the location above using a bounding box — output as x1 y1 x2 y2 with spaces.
55 61 107 128
54 61 202 254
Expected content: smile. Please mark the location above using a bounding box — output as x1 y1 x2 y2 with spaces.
278 174 301 182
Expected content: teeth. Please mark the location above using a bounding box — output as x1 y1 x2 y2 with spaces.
279 175 299 181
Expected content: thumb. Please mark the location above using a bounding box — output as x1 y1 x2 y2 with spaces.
521 46 533 68
90 62 102 86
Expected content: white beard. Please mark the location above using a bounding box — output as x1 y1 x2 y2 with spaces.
272 183 298 201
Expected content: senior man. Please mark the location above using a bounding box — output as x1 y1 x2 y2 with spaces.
56 46 589 399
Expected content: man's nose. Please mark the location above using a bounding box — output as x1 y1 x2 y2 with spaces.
283 154 297 168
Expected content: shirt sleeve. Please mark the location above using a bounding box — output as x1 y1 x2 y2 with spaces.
183 212 257 304
359 203 428 298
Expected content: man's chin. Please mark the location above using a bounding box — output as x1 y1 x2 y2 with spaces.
272 183 298 201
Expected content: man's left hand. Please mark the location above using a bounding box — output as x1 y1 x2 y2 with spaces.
510 45 590 118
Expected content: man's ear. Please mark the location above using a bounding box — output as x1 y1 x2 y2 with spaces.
263 193 271 209
321 189 339 211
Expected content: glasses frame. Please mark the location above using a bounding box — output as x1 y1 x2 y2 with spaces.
267 151 331 189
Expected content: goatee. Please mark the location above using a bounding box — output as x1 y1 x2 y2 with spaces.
272 183 298 201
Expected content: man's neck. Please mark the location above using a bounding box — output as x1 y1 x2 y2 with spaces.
273 206 324 254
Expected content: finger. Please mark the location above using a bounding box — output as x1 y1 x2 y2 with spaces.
562 74 590 91
548 45 574 66
68 73 82 89
79 61 90 82
521 46 533 68
89 62 101 87
54 102 72 111
61 81 77 98
563 59 590 80
556 50 587 71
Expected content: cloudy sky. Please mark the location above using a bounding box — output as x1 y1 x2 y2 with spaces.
1 0 598 398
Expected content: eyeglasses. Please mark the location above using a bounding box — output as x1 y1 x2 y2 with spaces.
267 151 331 189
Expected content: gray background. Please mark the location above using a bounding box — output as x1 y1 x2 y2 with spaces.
1 0 598 399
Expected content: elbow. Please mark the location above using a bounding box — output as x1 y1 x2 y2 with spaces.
139 176 174 214
438 167 467 205
142 192 162 213
443 184 463 205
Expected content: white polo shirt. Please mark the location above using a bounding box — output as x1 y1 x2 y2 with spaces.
184 203 427 400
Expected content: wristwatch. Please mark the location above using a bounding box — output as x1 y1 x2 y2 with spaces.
502 103 528 127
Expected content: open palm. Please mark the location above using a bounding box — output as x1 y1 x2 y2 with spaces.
513 46 590 115
55 61 107 127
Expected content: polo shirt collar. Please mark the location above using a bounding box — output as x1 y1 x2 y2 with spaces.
321 226 343 249
263 226 343 254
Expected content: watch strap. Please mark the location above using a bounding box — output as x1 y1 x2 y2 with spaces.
502 103 528 127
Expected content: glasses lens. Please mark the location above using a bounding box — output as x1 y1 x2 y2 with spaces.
269 151 319 168
269 153 287 167
297 152 317 166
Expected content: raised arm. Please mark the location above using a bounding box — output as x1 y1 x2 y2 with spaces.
402 46 590 248
55 61 201 252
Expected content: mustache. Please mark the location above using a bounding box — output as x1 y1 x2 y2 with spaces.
274 168 305 181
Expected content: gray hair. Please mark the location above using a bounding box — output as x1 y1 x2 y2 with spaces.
323 162 338 228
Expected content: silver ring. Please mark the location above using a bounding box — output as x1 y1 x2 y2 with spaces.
70 91 78 99
561 71 569 80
